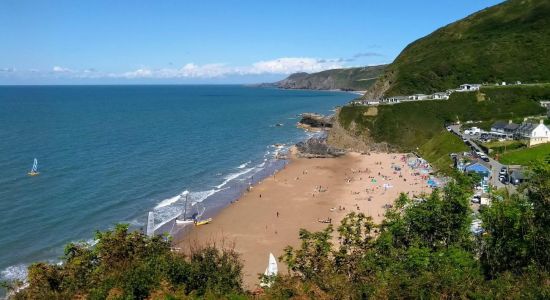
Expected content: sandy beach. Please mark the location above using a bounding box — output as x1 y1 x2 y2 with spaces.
176 150 432 289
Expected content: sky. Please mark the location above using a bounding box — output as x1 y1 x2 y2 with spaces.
0 0 504 85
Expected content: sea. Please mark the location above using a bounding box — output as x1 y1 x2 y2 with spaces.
0 85 355 284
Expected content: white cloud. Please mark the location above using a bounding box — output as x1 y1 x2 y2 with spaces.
52 66 72 73
2 57 355 81
247 57 343 74
110 57 345 79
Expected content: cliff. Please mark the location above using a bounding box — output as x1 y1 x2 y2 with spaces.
263 65 387 91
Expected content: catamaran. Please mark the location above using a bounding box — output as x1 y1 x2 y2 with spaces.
176 191 195 225
28 158 39 176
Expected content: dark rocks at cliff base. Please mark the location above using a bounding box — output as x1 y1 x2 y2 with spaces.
296 137 346 158
299 113 333 129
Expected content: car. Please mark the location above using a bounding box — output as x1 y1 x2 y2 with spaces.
471 195 481 204
499 168 507 175
481 156 490 162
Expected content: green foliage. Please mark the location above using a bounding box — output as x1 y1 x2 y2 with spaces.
419 131 468 174
376 0 550 96
10 225 245 299
500 143 550 165
480 163 550 276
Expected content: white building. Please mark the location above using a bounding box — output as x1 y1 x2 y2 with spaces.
515 120 550 147
408 94 429 100
432 92 449 100
456 84 481 92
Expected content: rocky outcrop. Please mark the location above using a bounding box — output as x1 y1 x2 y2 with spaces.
295 137 346 158
298 113 332 130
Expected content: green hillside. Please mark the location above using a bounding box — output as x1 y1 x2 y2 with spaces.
272 65 387 91
365 0 550 98
340 85 547 170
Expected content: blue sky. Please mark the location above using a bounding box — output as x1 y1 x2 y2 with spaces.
0 0 503 84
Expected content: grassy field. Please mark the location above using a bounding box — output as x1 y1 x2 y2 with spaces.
419 131 469 174
483 140 526 156
499 143 550 165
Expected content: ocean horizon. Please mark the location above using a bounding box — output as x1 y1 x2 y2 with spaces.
0 85 355 282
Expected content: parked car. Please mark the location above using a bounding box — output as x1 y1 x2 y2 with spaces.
471 195 481 204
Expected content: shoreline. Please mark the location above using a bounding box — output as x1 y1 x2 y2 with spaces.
175 149 433 289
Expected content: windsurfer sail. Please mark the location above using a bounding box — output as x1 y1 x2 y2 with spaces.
28 158 39 176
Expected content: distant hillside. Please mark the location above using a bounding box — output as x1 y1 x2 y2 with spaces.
365 0 550 99
265 65 387 91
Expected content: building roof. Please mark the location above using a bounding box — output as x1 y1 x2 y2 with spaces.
491 121 507 130
516 122 537 135
492 121 519 131
505 123 520 131
464 162 491 174
510 170 525 180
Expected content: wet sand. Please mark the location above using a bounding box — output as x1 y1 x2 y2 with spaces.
176 151 431 289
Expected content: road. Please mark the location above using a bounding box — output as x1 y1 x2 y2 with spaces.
448 125 507 189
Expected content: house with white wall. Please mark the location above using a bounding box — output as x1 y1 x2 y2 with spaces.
515 120 550 147
432 92 449 100
456 84 481 92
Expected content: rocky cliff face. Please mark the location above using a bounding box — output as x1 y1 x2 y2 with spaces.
326 108 392 152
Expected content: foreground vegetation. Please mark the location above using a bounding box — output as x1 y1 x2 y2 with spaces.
4 164 549 299
4 227 245 299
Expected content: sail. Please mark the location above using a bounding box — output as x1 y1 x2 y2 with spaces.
265 252 278 276
260 252 278 287
31 158 38 173
146 211 155 237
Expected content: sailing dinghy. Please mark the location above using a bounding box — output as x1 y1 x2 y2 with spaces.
28 158 40 176
260 253 278 287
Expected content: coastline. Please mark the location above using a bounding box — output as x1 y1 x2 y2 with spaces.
175 148 433 289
